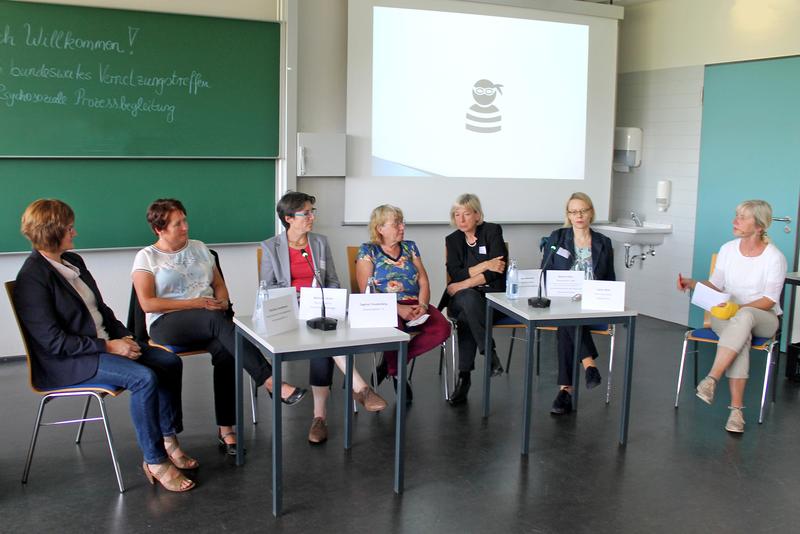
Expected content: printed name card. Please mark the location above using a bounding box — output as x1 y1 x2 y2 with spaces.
253 294 298 336
581 280 626 311
517 269 542 298
348 293 398 328
545 270 584 298
298 287 348 320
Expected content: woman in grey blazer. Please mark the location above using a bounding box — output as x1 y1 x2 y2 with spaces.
260 192 387 444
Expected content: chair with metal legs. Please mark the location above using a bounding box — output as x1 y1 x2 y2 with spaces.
6 280 126 492
674 254 782 423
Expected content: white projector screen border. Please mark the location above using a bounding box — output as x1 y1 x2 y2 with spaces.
346 0 619 224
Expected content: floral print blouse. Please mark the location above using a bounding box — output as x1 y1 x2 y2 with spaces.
357 241 421 300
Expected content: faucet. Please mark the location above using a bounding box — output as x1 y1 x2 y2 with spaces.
630 211 643 227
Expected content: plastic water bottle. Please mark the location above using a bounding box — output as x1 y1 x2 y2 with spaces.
252 280 269 330
506 259 519 299
366 276 378 294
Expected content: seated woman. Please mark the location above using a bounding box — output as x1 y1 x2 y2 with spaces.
677 200 786 433
545 192 615 415
356 205 451 400
260 192 387 444
15 199 194 492
439 193 506 406
132 199 306 456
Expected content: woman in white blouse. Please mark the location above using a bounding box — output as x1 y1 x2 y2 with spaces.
677 200 787 433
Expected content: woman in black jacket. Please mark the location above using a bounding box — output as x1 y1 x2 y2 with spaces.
440 194 507 405
543 192 615 415
14 199 194 492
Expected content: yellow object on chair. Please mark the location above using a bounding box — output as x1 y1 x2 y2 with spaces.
710 302 740 320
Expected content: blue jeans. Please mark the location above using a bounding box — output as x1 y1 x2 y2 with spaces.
79 347 182 464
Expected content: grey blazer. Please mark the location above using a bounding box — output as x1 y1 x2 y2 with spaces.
259 232 341 289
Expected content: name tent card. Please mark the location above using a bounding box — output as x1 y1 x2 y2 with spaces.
545 270 584 297
581 280 626 312
298 287 348 320
516 269 541 298
348 293 398 328
258 294 298 335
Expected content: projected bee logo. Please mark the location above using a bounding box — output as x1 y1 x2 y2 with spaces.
465 79 503 133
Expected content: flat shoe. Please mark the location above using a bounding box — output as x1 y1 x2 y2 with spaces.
585 366 602 389
308 417 328 444
268 385 309 406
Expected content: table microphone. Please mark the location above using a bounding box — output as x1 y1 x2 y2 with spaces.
529 244 558 308
302 249 338 331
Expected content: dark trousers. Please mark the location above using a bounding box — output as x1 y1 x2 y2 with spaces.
556 326 599 386
447 288 496 373
150 309 272 427
309 358 335 387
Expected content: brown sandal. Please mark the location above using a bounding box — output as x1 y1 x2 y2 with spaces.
143 461 195 492
165 438 199 470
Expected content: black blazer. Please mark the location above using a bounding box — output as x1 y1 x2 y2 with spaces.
541 227 616 282
14 250 130 389
439 222 507 310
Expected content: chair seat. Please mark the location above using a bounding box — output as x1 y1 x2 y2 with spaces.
149 340 206 356
495 315 523 327
35 383 124 396
687 327 772 348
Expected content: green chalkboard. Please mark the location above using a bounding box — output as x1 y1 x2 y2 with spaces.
0 159 275 252
0 0 280 157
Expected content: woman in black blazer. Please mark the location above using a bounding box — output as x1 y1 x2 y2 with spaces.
439 194 507 406
543 192 615 415
14 199 194 492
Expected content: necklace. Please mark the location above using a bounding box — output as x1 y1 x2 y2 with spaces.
465 234 478 247
288 234 308 248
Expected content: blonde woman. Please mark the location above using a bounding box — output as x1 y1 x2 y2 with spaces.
544 192 615 415
678 200 786 433
356 205 451 401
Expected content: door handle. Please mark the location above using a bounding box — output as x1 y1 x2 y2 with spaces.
772 216 792 223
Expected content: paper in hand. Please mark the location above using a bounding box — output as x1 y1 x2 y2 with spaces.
691 283 731 312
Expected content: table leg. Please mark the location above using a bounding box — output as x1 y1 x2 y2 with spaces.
344 353 354 450
394 341 407 494
234 330 245 467
521 322 535 456
483 303 494 418
272 354 283 517
571 326 583 411
620 317 636 445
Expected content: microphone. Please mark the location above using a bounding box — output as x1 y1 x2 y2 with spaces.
529 244 558 308
302 249 338 331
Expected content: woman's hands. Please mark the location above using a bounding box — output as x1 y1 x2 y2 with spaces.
483 255 506 274
192 297 229 311
106 337 142 359
398 303 427 321
676 273 696 292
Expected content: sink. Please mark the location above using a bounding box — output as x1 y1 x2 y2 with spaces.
591 221 673 246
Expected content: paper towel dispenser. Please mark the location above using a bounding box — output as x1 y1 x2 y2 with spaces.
613 127 642 172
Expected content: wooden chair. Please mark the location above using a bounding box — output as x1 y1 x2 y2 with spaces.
6 281 126 492
128 249 259 424
674 254 781 423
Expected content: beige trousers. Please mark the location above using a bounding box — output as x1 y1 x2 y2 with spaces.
710 307 779 379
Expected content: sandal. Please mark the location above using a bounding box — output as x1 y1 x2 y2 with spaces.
165 438 199 470
142 461 195 492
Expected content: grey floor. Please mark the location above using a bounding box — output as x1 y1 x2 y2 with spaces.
1 315 799 533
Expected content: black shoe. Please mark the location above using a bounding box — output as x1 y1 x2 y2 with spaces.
268 386 308 406
392 377 413 404
448 374 471 406
218 431 245 456
490 351 504 377
371 359 389 388
585 366 602 389
550 389 573 415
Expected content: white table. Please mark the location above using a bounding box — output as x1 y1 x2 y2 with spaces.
483 294 638 453
233 316 410 517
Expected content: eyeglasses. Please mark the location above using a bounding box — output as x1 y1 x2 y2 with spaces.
292 208 317 218
382 220 405 228
567 208 592 217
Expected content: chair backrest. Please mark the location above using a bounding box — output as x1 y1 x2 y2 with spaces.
702 253 718 328
5 280 38 391
347 246 360 294
127 248 230 342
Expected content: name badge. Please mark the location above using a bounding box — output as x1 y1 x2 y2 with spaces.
556 247 571 259
478 245 487 255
